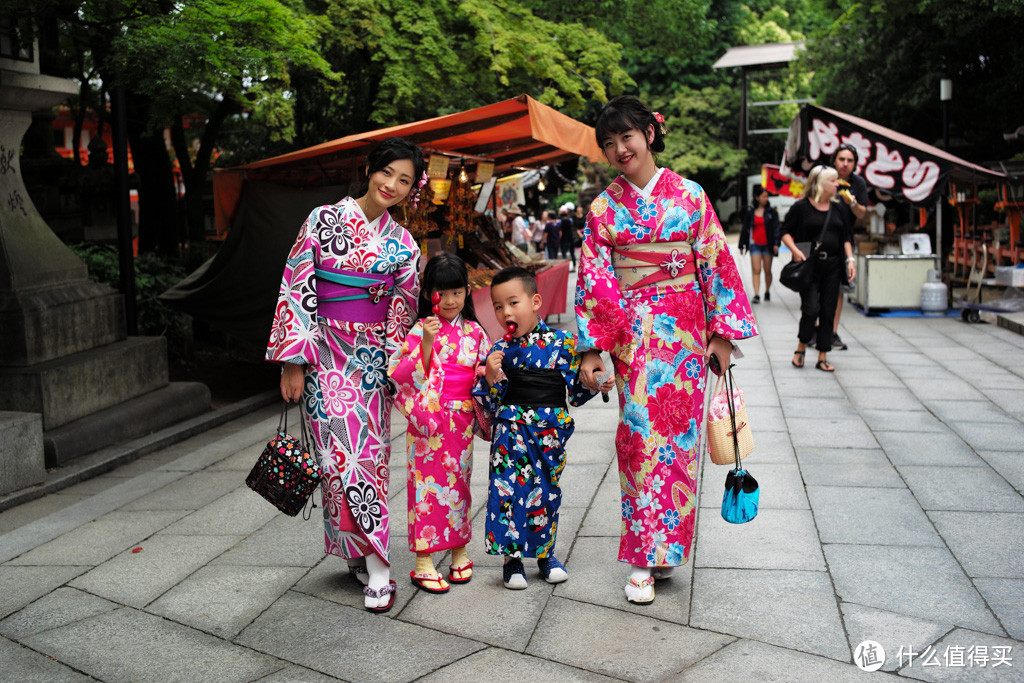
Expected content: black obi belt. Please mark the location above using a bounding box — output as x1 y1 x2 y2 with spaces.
503 367 567 409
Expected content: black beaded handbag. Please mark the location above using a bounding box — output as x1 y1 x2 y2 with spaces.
246 403 321 518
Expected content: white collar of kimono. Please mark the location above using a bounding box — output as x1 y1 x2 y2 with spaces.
624 167 665 199
350 197 384 230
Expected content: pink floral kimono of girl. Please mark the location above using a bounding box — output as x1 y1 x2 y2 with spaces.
389 315 491 573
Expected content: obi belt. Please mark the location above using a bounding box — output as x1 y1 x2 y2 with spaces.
612 240 697 291
504 367 566 410
315 265 394 324
441 363 476 411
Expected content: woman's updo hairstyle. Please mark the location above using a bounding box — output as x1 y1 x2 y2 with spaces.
365 137 427 188
595 96 667 154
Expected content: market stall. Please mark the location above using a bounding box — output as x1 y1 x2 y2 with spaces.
783 105 1006 312
162 95 602 345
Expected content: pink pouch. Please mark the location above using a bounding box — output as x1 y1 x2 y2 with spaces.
708 387 745 421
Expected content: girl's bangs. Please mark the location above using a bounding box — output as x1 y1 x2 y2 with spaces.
596 108 641 144
428 264 468 292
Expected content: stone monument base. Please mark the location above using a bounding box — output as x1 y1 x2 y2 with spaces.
0 412 44 496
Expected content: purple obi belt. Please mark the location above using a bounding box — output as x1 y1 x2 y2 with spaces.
441 363 476 403
316 265 395 324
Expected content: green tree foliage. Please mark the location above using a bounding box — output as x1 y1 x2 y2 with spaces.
803 0 1024 160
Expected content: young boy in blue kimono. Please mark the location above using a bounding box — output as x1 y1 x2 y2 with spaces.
474 266 613 589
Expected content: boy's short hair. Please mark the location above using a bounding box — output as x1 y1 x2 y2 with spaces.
490 266 537 296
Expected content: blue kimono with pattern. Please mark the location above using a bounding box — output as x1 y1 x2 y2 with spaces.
472 319 595 558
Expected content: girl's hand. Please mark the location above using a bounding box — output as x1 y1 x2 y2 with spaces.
281 362 304 403
579 350 605 391
485 350 504 386
420 316 441 357
705 336 733 374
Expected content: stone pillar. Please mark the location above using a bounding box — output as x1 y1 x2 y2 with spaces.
0 39 209 472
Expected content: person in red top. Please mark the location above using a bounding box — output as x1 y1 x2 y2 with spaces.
738 185 781 303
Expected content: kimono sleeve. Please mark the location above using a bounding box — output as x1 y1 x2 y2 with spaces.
574 199 633 357
467 321 494 440
691 182 758 342
387 320 441 426
560 333 597 408
472 340 507 419
384 234 421 358
266 210 321 366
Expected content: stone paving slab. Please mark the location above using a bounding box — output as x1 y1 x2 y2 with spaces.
736 428 796 464
156 486 280 536
689 568 849 660
873 431 984 467
254 665 342 682
896 628 1023 682
905 378 988 401
0 586 119 640
797 447 905 488
211 513 326 568
0 634 92 682
4 509 185 566
695 508 824 571
825 544 1002 634
807 486 943 546
669 638 888 682
928 511 1024 579
556 535 695 624
147 565 308 639
418 647 619 681
779 396 856 418
120 470 245 512
923 399 1018 425
786 417 879 450
23 606 284 683
947 420 1024 452
898 466 1024 512
973 578 1024 641
977 450 1024 492
844 386 921 412
236 591 484 682
69 534 241 608
0 565 87 620
525 596 734 680
860 409 949 433
840 602 952 673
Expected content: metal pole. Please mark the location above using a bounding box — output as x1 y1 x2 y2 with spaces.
935 199 943 273
737 68 748 219
111 86 138 335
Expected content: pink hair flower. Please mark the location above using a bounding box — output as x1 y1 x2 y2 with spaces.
418 171 429 189
653 112 665 124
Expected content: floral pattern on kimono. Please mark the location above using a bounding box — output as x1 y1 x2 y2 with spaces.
574 170 757 567
472 320 596 558
389 315 491 553
267 196 419 564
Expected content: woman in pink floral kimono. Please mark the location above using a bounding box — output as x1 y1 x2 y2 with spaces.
576 97 757 605
269 138 426 613
389 253 490 594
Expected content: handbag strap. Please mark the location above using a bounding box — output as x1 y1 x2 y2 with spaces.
281 401 318 520
724 365 743 471
810 203 834 253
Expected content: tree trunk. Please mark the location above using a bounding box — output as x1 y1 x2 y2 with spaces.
126 93 179 255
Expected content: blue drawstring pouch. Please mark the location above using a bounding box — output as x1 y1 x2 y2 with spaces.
721 468 759 523
717 365 759 524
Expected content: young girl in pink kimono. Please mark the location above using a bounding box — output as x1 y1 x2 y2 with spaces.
389 253 491 593
576 96 757 605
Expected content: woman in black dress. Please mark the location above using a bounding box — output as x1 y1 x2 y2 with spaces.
780 165 856 372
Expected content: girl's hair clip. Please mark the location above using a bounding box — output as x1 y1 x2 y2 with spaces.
653 111 665 124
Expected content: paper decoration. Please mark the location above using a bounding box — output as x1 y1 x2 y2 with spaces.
427 155 450 179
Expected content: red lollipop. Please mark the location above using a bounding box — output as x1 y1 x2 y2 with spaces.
431 291 441 315
503 321 517 342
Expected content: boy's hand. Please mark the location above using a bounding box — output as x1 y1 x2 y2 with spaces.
596 370 615 394
485 350 504 386
579 350 604 391
420 316 441 357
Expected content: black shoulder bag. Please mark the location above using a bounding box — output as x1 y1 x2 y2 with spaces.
780 203 833 293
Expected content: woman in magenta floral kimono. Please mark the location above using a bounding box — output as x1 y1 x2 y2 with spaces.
268 137 426 613
576 97 757 605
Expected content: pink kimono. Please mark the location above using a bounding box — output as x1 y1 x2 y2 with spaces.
389 316 490 553
267 197 420 564
575 170 757 568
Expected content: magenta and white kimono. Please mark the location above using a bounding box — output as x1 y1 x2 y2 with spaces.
574 169 757 568
389 316 490 553
267 196 420 564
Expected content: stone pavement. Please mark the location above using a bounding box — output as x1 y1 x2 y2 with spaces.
2 258 1024 682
